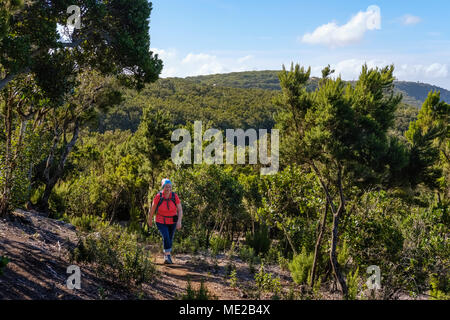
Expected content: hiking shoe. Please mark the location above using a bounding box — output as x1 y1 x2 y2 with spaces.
164 255 173 264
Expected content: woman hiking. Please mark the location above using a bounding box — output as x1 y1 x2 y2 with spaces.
148 178 183 264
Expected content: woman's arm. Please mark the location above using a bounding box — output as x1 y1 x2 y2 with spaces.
176 202 183 229
148 202 156 227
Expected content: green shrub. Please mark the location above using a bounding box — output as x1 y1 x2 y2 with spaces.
337 240 350 269
0 256 9 276
264 245 279 264
429 274 450 300
174 236 200 254
239 244 260 269
71 224 155 286
64 214 108 232
278 254 290 271
209 234 230 256
347 267 360 300
254 263 282 299
288 247 314 285
229 269 238 288
181 278 217 300
245 224 271 256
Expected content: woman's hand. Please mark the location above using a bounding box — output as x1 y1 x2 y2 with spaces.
148 214 153 227
176 221 182 230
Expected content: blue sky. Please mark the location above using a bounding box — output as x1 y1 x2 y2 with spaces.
149 0 450 89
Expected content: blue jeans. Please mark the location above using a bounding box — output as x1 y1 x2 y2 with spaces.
156 222 177 253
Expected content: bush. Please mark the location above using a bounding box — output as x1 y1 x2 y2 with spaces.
0 256 9 276
174 236 200 254
229 269 238 288
245 224 271 256
254 263 282 299
264 244 280 264
430 274 450 300
181 278 217 300
209 234 230 256
71 224 155 286
239 245 260 264
64 214 108 232
288 247 314 285
347 267 360 300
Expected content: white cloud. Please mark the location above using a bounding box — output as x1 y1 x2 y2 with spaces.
329 58 388 79
238 55 254 64
400 14 421 26
301 5 381 48
151 48 255 77
397 63 448 79
181 53 226 75
318 59 448 83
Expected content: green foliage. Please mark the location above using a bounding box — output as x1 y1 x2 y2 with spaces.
0 255 9 275
395 81 450 107
344 191 405 267
347 267 360 300
277 254 290 272
254 263 282 299
337 240 350 271
403 90 449 191
347 267 359 300
289 247 314 285
209 234 230 256
239 245 259 265
229 269 238 288
174 235 201 254
172 164 246 246
258 165 322 256
245 224 271 256
71 224 155 286
181 278 217 300
264 242 283 264
399 201 449 295
429 274 450 300
63 214 108 233
1 0 162 92
185 71 449 108
98 78 279 133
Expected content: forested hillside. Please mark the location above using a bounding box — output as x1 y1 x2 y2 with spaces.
1 1 449 303
96 75 421 135
186 70 450 108
96 78 279 133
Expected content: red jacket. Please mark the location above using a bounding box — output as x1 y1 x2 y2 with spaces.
153 192 180 224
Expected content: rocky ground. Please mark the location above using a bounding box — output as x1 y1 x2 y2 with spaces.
0 209 428 300
0 209 297 300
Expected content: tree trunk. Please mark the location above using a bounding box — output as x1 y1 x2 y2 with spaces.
0 95 13 217
330 208 348 297
38 122 80 212
329 165 348 298
310 199 329 287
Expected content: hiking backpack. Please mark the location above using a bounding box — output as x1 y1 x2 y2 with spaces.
155 191 178 224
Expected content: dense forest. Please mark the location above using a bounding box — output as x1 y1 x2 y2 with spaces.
186 70 450 108
0 0 449 301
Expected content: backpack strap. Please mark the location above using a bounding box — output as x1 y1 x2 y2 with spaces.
155 192 165 213
170 192 177 206
155 192 177 213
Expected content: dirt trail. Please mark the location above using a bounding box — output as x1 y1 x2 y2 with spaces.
146 254 246 300
0 209 249 300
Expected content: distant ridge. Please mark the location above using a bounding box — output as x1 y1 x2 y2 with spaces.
184 70 450 108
